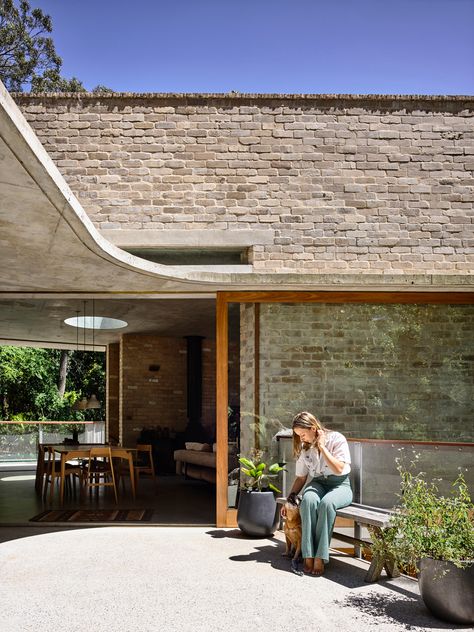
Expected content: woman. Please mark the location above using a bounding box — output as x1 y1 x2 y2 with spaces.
283 411 352 576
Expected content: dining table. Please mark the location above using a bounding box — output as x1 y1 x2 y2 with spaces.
35 443 137 504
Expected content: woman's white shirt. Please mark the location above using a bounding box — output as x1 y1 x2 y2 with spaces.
295 431 351 478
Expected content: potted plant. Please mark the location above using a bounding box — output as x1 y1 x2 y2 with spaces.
237 449 285 537
384 457 474 624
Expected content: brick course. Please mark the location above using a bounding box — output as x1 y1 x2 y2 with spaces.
14 93 474 275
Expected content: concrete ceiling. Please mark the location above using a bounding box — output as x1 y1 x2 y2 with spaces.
0 298 243 348
0 298 208 347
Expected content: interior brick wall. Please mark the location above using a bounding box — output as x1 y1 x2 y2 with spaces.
120 334 187 446
119 333 239 446
15 93 474 275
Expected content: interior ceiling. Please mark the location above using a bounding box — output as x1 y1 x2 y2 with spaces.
0 299 240 348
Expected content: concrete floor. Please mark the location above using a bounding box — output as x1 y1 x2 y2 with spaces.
0 525 465 632
0 470 214 525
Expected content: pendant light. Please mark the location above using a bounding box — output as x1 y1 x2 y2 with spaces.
72 303 89 410
86 298 101 409
72 310 87 411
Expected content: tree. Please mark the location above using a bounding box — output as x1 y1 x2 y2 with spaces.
0 0 111 93
0 0 60 91
30 68 85 93
0 346 105 421
57 350 70 397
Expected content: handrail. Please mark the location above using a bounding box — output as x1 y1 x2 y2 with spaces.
276 434 473 448
0 420 98 425
347 438 473 447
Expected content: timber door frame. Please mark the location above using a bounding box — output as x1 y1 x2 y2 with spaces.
215 290 474 527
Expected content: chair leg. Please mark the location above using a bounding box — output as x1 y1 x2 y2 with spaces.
109 460 118 503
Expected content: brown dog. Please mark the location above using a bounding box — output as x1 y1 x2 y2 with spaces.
283 499 302 565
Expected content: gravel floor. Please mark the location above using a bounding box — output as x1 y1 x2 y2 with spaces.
0 526 467 632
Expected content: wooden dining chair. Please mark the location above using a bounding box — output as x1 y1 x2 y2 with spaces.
111 448 136 499
83 447 118 503
42 446 85 502
116 444 156 493
134 444 156 489
42 445 61 500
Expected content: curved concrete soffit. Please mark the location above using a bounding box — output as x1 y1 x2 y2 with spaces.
0 81 251 289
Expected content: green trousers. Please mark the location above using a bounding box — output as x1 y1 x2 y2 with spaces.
300 474 352 562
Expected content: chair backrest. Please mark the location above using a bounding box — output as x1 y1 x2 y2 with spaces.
43 445 57 472
111 447 133 459
89 447 113 459
136 444 153 465
136 444 152 451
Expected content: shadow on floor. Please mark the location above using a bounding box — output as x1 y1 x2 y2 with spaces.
337 590 471 630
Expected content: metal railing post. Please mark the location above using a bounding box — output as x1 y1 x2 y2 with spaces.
353 441 362 557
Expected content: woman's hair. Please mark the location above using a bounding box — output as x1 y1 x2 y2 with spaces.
292 411 328 457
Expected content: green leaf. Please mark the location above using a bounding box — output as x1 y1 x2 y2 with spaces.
268 463 285 474
268 483 282 493
239 457 255 469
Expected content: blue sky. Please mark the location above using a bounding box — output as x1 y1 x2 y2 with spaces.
35 0 474 94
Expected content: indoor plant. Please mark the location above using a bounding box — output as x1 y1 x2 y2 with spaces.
384 457 474 624
237 449 285 537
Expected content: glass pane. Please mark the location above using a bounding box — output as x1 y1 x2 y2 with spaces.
257 302 474 442
276 437 473 507
0 422 106 464
227 303 240 508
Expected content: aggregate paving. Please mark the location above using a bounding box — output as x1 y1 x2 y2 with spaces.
0 526 467 632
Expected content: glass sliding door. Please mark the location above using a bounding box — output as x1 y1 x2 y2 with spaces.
216 292 474 527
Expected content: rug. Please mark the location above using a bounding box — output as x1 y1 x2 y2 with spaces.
30 509 154 523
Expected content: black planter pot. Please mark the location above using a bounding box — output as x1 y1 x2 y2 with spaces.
237 490 279 537
419 558 474 624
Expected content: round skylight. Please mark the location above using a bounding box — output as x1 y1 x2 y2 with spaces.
64 316 128 330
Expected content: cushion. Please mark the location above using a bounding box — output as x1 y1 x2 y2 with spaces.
185 442 212 452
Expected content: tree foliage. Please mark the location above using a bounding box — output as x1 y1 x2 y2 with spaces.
30 68 86 93
0 346 105 421
0 0 111 93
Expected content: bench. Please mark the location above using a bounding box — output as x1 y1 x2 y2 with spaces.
278 497 400 582
333 502 400 582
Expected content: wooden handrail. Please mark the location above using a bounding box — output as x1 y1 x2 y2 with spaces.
0 420 97 425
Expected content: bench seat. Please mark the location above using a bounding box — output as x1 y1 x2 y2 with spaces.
278 497 400 582
334 502 400 582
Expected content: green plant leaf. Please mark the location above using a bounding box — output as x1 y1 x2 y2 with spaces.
239 457 255 469
268 463 285 474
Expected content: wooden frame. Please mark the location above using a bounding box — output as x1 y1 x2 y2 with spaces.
215 290 474 527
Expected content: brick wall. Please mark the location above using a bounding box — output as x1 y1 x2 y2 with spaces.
120 334 187 445
15 94 474 275
240 302 474 444
119 333 239 445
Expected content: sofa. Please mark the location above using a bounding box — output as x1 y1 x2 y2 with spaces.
174 442 239 484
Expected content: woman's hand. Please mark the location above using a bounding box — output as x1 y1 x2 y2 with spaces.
315 429 326 450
